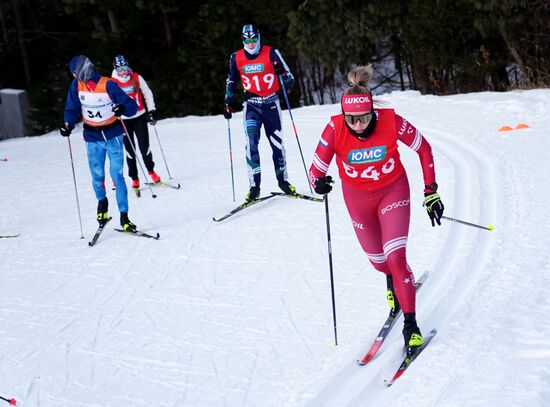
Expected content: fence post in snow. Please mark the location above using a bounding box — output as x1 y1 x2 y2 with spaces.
0 89 29 140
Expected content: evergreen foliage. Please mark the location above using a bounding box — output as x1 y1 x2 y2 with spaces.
0 0 547 134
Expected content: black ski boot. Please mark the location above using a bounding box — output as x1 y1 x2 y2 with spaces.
386 275 401 318
403 313 424 356
97 198 109 226
278 180 296 195
120 212 137 233
246 186 261 203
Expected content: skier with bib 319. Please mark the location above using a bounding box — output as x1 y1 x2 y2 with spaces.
60 55 139 232
309 66 444 355
224 24 296 202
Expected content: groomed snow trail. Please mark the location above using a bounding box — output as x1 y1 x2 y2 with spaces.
1 90 549 406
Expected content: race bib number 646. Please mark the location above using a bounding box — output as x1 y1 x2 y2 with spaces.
342 158 396 181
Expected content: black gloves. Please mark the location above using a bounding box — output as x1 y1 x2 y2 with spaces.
423 192 444 226
282 75 295 90
273 61 294 90
273 60 285 76
314 176 334 195
223 105 232 120
112 104 126 117
60 122 74 137
147 110 157 125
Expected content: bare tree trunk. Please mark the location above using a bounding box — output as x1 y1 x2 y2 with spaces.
327 64 337 103
11 0 30 86
392 35 405 91
0 2 9 46
313 59 324 104
499 25 525 72
405 59 413 90
310 60 320 104
92 16 105 34
107 9 119 33
162 11 172 48
296 57 311 105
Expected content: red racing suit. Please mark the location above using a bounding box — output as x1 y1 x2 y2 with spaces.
309 109 437 313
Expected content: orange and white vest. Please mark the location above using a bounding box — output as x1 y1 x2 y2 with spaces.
77 77 117 127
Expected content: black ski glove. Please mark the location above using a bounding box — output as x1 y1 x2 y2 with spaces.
147 110 157 125
273 61 294 90
60 122 74 137
112 104 126 117
314 176 334 195
223 105 232 120
273 60 285 76
423 192 444 226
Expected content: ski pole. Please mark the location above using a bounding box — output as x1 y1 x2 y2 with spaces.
441 215 494 231
0 394 16 405
278 75 313 194
151 124 174 180
119 119 157 199
226 119 236 202
324 195 338 346
66 137 85 239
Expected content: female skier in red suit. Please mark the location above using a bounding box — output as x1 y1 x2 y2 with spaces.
309 65 444 354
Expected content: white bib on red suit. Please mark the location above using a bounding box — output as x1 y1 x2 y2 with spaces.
110 72 146 117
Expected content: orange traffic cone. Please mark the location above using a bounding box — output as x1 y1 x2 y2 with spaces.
498 125 514 132
515 123 529 130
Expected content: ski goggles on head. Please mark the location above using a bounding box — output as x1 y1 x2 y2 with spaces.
243 37 259 44
344 112 373 125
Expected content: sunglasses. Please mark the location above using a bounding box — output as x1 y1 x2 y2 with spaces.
243 37 259 44
116 66 130 72
344 112 372 125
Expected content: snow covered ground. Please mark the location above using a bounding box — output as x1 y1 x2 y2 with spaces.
1 89 549 406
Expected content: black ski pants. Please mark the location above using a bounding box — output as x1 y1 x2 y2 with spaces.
122 114 155 180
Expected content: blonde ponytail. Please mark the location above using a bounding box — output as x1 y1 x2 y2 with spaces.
345 65 374 95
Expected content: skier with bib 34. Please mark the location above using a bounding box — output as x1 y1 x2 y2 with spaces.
309 65 444 355
60 55 139 232
224 24 296 202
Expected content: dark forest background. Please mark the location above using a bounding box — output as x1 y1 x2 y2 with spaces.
0 0 548 135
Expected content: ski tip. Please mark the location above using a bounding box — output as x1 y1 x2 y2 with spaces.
358 355 373 366
384 379 395 387
155 233 160 239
